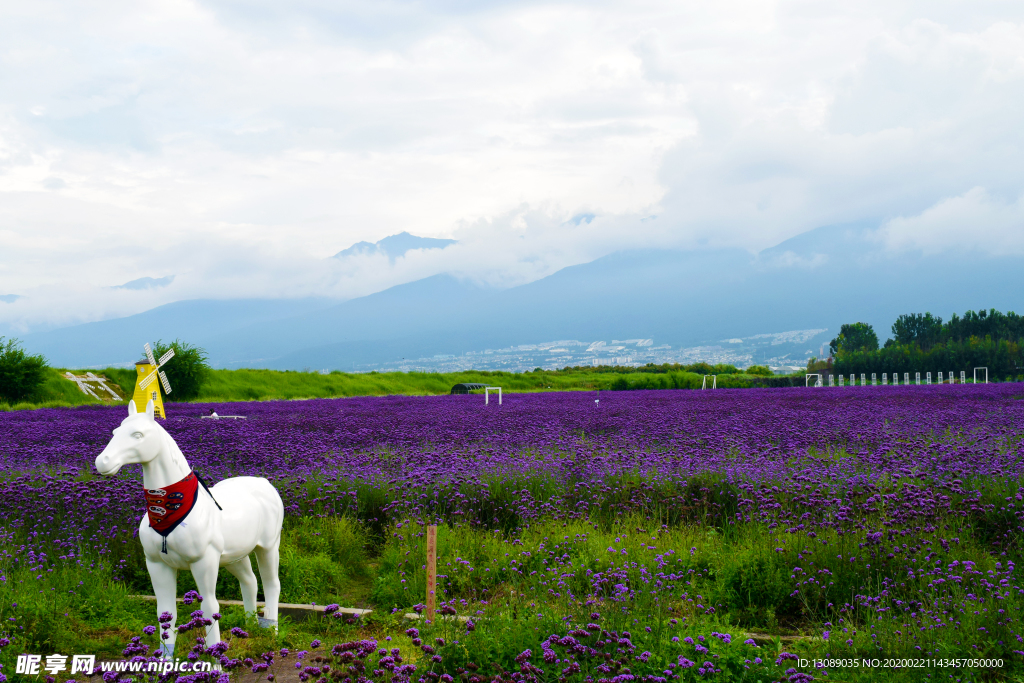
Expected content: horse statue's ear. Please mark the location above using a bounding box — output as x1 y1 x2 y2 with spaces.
129 401 138 416
146 399 155 420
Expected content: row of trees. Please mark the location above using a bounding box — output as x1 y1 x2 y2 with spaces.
609 370 775 391
553 362 773 377
890 309 1024 350
826 309 1024 380
834 337 1021 379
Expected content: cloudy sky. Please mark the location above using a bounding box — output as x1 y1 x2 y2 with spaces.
2 0 1023 332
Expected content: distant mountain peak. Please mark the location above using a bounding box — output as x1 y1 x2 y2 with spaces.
333 231 456 262
113 276 175 290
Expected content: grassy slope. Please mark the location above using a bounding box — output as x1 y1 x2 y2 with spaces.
2 366 766 409
0 368 125 410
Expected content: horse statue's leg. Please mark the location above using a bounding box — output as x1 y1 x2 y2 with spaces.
147 559 178 658
223 556 259 616
254 535 281 628
189 549 223 645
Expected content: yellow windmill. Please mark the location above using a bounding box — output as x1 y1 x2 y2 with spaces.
132 343 175 419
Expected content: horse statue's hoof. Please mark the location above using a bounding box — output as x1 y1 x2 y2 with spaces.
258 617 278 630
159 643 175 659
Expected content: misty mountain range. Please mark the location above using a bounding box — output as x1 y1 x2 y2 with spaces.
20 223 1021 370
332 231 457 261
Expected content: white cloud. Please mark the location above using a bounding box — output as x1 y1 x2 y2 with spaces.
879 187 1024 255
1 0 1024 332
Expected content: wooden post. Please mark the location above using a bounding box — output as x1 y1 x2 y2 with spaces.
426 525 437 624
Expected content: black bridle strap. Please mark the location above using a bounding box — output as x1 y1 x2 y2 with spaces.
193 471 223 510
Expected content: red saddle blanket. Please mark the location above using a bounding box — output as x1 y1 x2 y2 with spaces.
143 472 199 536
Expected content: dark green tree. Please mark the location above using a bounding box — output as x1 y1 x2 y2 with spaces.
806 356 832 373
151 339 211 401
829 323 879 356
891 312 944 349
0 337 49 403
683 362 714 375
745 365 774 376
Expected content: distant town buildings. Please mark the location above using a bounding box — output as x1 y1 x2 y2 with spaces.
360 329 828 374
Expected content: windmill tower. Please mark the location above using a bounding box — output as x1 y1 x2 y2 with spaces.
132 343 174 419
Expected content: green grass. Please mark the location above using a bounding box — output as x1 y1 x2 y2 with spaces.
6 459 1023 682
2 366 772 410
7 509 1014 682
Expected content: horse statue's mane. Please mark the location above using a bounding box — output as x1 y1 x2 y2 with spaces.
156 422 192 480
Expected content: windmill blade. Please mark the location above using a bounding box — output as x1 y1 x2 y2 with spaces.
139 371 157 390
157 348 175 367
144 343 157 367
159 370 172 394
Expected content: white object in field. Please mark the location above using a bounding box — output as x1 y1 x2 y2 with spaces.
485 387 502 405
805 374 822 387
915 372 921 385
974 367 988 384
828 375 834 386
64 372 100 399
904 372 910 385
926 372 932 385
701 375 717 390
201 411 247 420
860 373 866 386
961 371 966 384
94 400 284 655
139 343 175 395
871 373 877 386
882 373 888 385
948 371 954 384
64 372 122 400
838 374 844 387
938 372 943 384
88 372 123 398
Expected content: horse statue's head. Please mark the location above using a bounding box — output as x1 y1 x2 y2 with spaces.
95 399 165 476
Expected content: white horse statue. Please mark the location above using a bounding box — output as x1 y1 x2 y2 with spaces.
95 400 284 656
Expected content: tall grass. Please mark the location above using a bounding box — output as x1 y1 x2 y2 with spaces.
2 367 770 410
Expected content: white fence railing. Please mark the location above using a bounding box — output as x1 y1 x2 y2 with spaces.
806 367 989 386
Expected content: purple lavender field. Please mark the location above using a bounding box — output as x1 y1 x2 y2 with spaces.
3 385 1024 680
